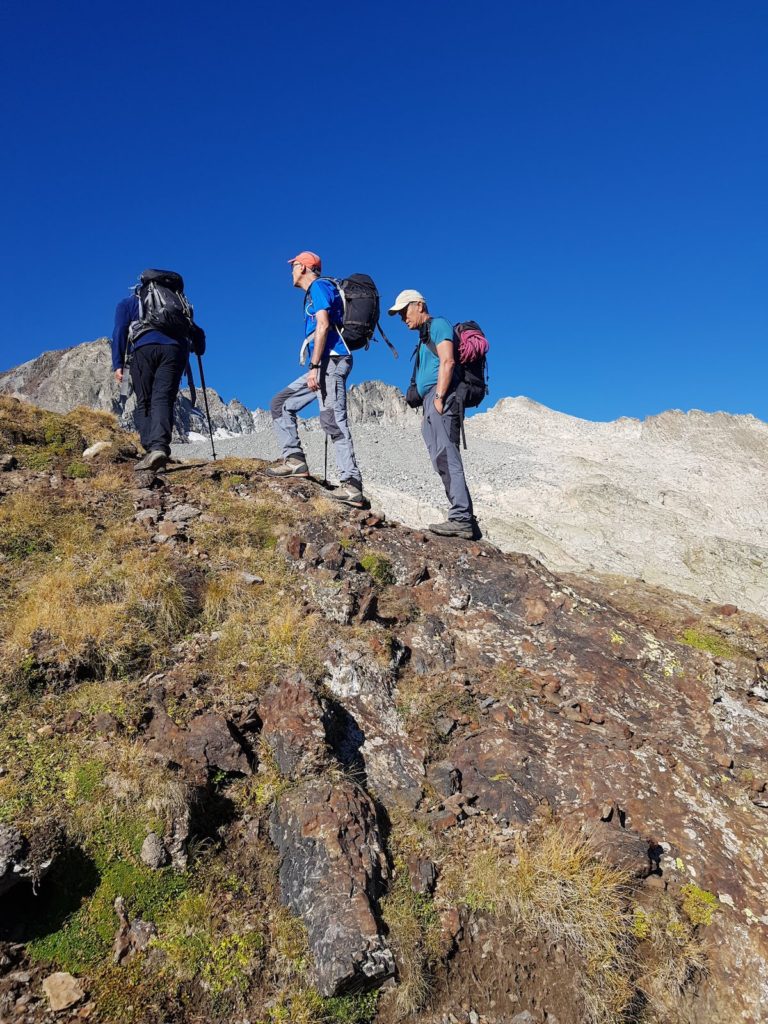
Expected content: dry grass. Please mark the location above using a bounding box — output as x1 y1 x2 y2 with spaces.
438 818 709 1024
0 490 95 560
203 564 322 697
381 870 442 1018
440 820 633 1024
5 547 196 679
632 896 707 1022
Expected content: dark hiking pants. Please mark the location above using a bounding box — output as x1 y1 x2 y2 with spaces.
130 343 186 455
422 386 474 523
270 355 362 487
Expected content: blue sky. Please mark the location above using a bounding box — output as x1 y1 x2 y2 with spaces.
1 0 766 422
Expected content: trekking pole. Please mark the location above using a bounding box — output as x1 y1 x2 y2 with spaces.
196 354 217 461
323 434 328 486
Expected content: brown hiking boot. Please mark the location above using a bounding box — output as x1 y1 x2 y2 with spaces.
428 519 475 540
330 482 368 509
265 456 310 478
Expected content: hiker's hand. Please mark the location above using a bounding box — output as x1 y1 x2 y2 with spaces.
114 369 123 384
434 396 444 415
307 368 319 392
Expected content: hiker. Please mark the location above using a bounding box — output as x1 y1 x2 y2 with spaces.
388 289 477 539
112 270 205 472
267 251 366 508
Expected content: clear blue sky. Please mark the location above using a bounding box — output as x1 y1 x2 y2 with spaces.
1 0 766 422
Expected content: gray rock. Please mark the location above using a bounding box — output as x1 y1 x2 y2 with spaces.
113 896 158 963
270 777 394 996
140 832 169 869
166 503 201 523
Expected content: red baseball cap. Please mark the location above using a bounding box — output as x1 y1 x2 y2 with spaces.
287 250 322 272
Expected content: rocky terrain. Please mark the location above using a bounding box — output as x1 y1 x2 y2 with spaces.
180 385 768 619
4 341 768 617
0 339 255 440
0 396 767 1024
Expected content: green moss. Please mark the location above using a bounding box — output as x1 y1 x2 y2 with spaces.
681 884 718 927
679 629 740 660
359 553 395 587
154 889 263 998
632 908 650 939
322 992 379 1024
225 474 246 486
29 860 187 972
66 461 91 479
65 758 107 803
203 931 264 995
265 989 377 1024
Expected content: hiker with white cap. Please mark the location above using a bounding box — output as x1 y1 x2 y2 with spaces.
388 290 477 539
266 251 366 508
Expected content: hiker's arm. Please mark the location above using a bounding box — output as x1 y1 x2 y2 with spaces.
111 300 131 383
434 339 455 414
307 309 330 392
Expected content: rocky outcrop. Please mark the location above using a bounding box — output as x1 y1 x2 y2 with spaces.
345 381 420 426
270 779 394 996
0 825 60 898
260 676 395 995
0 338 255 439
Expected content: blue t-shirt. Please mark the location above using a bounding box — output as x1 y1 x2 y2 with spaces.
415 317 454 397
304 279 346 358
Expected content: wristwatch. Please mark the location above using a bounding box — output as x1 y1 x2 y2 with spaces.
310 362 322 370
435 391 445 400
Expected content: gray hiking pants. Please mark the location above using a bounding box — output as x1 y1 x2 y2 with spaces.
422 387 474 524
270 355 362 487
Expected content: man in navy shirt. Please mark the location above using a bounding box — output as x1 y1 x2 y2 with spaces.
388 289 476 539
112 274 202 472
267 250 365 508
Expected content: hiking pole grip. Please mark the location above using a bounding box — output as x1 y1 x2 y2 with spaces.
196 354 217 461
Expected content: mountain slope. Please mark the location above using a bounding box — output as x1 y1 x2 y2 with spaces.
0 398 767 1023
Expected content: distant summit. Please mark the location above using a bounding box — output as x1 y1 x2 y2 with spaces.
0 340 417 439
0 338 255 440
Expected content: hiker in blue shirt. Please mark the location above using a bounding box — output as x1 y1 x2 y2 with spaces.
266 250 366 509
388 289 476 539
112 270 204 472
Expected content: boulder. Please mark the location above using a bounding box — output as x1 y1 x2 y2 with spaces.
270 778 394 995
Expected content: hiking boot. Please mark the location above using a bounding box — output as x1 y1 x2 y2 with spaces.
265 456 310 478
331 481 368 509
134 450 168 472
428 519 475 540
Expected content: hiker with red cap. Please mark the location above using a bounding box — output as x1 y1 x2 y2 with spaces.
266 251 366 508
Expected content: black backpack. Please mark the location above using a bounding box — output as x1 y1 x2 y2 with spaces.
321 274 398 357
407 318 490 447
452 320 490 411
128 269 205 354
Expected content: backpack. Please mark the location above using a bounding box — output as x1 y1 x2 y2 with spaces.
128 269 205 354
321 274 398 357
453 320 490 410
407 318 490 447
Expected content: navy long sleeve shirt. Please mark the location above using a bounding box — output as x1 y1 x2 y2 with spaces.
111 295 184 371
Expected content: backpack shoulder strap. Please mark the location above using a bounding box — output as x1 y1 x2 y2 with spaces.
419 318 439 358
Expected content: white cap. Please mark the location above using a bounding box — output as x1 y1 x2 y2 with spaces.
388 289 426 316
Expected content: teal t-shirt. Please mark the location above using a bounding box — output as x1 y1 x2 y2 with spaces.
415 317 454 397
